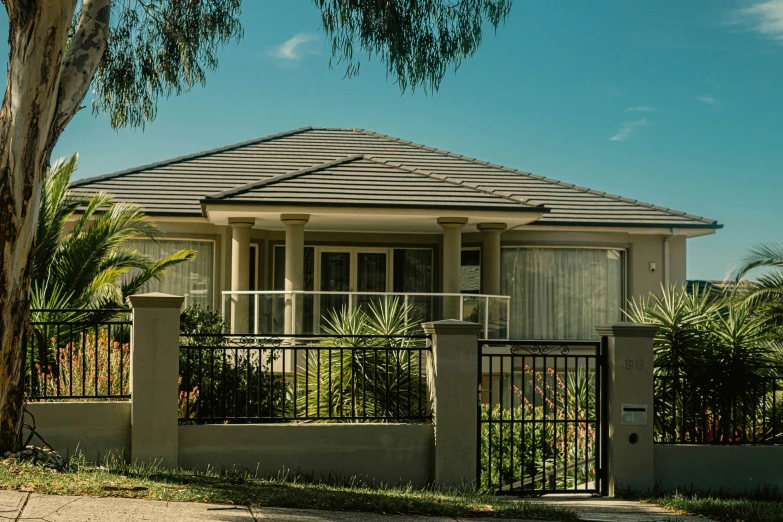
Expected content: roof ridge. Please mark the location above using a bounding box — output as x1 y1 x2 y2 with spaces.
205 154 365 199
363 156 546 210
353 128 717 226
71 126 315 188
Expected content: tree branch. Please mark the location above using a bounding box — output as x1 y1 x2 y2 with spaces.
52 0 111 134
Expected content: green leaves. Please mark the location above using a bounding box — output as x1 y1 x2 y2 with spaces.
295 298 426 421
92 0 243 128
315 0 512 94
628 283 783 443
32 154 195 309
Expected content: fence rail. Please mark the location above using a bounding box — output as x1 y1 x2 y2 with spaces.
654 364 783 445
179 333 431 424
26 309 132 400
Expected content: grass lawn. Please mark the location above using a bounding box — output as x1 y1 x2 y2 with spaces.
647 491 783 522
0 455 576 520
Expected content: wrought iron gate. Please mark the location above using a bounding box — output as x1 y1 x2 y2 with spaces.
478 338 608 495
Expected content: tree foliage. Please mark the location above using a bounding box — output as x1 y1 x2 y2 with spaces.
93 0 243 128
32 154 195 311
316 0 512 93
731 243 783 332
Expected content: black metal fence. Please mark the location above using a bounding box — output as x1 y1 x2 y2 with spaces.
654 364 783 445
178 334 431 424
26 309 132 400
478 339 606 495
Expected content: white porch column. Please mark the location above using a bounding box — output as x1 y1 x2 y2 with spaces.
477 223 506 296
229 218 254 333
437 217 467 320
282 214 309 335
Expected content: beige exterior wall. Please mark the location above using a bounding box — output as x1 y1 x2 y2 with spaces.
178 424 434 486
26 402 130 462
655 445 783 492
145 219 695 311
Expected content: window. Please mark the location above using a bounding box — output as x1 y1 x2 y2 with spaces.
392 249 433 293
501 248 624 339
461 248 481 294
124 239 214 308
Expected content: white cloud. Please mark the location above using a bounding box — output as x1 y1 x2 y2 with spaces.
735 0 783 41
697 95 720 107
268 33 319 60
609 118 650 142
625 106 656 113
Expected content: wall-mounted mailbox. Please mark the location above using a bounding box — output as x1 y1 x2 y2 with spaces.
621 404 648 426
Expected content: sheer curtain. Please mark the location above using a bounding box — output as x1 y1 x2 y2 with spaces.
124 239 214 308
501 248 623 339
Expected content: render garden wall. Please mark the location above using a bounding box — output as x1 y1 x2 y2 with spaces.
25 402 130 462
178 423 434 486
655 445 783 492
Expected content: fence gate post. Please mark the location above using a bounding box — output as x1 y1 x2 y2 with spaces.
129 292 184 468
422 319 483 488
595 323 658 496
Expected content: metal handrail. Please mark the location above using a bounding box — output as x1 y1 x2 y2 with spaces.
223 290 511 339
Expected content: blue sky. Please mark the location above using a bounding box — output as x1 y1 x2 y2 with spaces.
4 1 783 280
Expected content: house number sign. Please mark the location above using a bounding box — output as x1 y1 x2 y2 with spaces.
624 358 645 371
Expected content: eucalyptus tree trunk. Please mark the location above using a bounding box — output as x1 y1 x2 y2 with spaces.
0 0 109 452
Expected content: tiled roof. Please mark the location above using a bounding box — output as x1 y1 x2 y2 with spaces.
204 155 546 212
72 127 721 228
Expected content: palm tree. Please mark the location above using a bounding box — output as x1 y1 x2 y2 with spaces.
31 154 195 313
731 243 783 334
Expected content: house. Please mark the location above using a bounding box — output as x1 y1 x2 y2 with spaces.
73 126 721 339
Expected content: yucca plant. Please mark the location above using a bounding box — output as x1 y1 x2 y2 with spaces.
627 283 782 443
294 298 427 422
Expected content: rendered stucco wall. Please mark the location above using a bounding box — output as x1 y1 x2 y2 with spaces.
668 235 687 284
25 402 130 462
178 424 434 486
148 221 699 315
655 445 783 492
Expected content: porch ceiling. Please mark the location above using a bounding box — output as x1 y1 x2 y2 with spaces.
203 204 545 233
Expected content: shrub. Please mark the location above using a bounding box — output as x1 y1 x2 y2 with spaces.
480 366 596 491
28 329 130 399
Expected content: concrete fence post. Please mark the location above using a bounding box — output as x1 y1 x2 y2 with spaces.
595 322 658 496
129 292 184 468
422 319 482 488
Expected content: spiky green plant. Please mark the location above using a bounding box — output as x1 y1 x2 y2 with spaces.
627 283 782 443
31 154 195 314
294 298 427 422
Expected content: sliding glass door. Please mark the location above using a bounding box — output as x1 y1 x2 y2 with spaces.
319 250 351 325
315 248 391 330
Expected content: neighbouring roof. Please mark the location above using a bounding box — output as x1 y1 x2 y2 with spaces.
72 127 721 229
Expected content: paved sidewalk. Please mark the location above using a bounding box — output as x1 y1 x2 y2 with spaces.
0 490 544 521
525 494 713 522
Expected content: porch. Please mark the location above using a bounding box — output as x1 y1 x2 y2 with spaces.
214 205 535 338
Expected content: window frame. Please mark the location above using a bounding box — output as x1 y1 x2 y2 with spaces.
499 245 628 336
125 236 218 308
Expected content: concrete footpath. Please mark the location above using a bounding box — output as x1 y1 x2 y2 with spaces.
0 490 542 522
0 490 716 521
525 494 714 522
